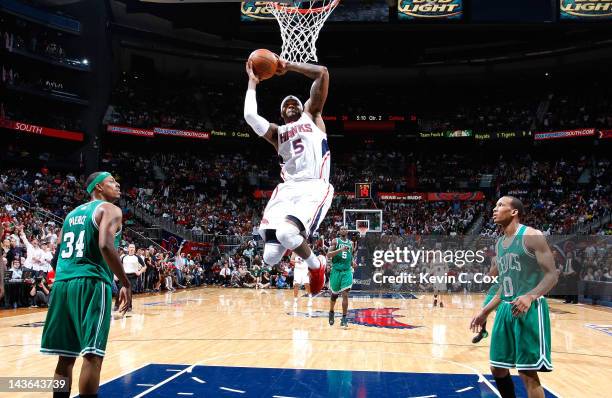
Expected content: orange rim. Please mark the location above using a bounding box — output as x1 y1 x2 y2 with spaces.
270 0 340 15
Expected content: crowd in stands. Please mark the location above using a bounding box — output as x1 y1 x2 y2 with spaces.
1 149 610 309
104 72 243 133
419 97 536 133
2 16 76 64
1 101 83 133
101 151 269 236
542 82 612 131
2 144 609 246
103 69 612 137
480 154 610 236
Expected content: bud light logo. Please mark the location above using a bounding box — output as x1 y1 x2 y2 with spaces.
560 0 612 19
241 1 275 21
398 0 463 20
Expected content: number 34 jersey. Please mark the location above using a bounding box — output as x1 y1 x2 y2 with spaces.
277 113 330 183
55 200 121 285
495 224 543 302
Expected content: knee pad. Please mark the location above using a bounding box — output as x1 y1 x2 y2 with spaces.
263 243 285 266
276 222 304 250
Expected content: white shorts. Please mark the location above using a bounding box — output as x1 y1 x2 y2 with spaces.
294 268 310 285
259 179 334 237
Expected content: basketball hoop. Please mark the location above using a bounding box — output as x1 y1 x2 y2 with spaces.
356 220 369 238
266 0 340 63
357 226 368 238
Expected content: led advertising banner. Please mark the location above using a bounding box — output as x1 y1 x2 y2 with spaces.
397 0 463 20
1 118 84 141
560 0 612 20
533 128 596 141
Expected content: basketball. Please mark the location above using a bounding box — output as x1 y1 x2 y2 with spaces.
248 49 278 80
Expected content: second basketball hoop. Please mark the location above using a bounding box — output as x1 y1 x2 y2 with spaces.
356 220 369 238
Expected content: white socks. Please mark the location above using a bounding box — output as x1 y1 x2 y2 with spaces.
305 252 320 270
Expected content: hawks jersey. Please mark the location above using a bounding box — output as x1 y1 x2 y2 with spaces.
277 113 330 182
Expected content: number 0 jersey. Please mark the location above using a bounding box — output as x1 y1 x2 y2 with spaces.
277 112 330 182
55 200 121 285
495 224 542 302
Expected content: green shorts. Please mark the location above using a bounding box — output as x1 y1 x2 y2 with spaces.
329 269 353 294
41 278 112 357
490 297 552 372
483 283 499 307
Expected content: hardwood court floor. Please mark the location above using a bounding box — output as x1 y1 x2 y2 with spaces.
1 287 611 397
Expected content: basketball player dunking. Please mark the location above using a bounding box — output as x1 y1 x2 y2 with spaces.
244 57 331 293
470 196 558 398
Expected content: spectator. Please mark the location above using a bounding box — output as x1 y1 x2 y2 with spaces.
29 275 50 307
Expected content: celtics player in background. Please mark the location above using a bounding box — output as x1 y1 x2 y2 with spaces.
470 196 558 398
41 172 132 398
472 261 499 344
327 225 355 328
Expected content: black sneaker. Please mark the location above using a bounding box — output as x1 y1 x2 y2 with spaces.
472 330 489 344
328 311 335 326
340 316 348 329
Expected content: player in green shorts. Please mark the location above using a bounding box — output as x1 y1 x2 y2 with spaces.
472 262 499 343
326 225 354 328
471 196 558 398
41 172 132 398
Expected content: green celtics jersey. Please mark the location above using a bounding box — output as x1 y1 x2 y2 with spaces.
495 224 542 302
55 200 121 285
332 238 353 272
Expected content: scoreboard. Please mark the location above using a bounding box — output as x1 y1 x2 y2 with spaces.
355 182 372 199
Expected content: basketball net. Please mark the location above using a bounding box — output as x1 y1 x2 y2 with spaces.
267 0 339 63
357 225 368 238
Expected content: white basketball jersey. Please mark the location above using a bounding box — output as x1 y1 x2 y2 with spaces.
277 113 330 182
294 256 308 272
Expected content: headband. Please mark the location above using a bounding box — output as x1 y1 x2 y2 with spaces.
280 95 303 113
86 172 111 194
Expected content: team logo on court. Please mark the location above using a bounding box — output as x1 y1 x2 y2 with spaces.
289 307 420 329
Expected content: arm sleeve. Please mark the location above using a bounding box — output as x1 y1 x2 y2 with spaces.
244 89 271 137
